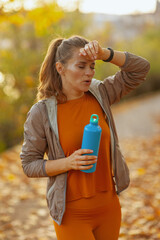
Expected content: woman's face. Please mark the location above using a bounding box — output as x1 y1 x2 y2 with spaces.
58 48 95 99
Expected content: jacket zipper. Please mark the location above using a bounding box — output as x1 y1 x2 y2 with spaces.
57 141 68 225
44 100 67 225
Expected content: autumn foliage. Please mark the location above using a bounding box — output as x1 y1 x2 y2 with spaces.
0 0 160 153
0 98 160 239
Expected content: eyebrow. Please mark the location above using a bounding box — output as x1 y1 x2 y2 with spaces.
76 61 95 65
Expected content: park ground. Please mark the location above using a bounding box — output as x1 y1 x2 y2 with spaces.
0 91 160 240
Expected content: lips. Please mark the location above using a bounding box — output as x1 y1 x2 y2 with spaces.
83 80 91 83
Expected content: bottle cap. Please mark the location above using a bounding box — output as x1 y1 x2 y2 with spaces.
90 114 99 125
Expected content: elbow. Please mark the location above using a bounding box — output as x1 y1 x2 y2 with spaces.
138 60 151 82
144 60 151 74
20 154 33 178
142 61 151 82
21 159 48 178
22 164 34 178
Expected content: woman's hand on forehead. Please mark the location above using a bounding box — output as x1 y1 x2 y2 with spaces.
79 40 104 61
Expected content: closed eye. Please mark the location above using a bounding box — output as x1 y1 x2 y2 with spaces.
78 66 85 69
78 66 95 70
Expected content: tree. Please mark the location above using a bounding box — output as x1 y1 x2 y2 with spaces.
0 1 64 151
0 0 93 152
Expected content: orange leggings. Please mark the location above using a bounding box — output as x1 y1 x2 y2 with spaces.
53 190 121 240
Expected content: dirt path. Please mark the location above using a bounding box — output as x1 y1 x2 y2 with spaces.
0 92 160 240
111 91 160 240
112 91 160 141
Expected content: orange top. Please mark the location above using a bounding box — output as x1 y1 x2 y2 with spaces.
57 91 114 202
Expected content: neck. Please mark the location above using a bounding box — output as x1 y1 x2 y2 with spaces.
66 91 84 101
62 85 84 101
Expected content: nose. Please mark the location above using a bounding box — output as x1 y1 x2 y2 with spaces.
85 66 94 76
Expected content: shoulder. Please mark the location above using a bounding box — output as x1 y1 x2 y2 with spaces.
90 78 102 92
27 100 47 121
91 78 102 87
120 51 150 72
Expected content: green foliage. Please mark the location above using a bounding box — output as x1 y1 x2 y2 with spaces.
0 1 93 152
0 1 65 152
115 25 160 96
93 24 160 100
0 1 159 152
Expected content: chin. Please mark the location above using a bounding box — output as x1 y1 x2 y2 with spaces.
84 89 90 92
81 86 90 92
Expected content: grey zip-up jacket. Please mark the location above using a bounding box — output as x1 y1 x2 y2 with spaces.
20 52 150 225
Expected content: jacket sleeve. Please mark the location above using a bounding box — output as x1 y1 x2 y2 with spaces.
103 52 150 105
20 103 49 178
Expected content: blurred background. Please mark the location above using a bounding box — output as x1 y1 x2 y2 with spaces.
0 1 160 239
0 0 160 152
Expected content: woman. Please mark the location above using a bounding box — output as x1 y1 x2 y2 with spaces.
20 35 150 240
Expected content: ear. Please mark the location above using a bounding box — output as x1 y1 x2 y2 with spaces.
56 62 64 75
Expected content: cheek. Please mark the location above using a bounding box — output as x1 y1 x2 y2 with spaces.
67 67 83 79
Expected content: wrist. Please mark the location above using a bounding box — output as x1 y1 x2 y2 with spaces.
101 48 110 61
65 156 71 171
102 47 114 62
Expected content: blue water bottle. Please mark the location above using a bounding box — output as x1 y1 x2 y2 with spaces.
81 114 102 173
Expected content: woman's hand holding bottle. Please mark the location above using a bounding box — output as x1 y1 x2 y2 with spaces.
66 149 97 171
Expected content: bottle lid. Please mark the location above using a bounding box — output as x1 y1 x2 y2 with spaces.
90 114 99 125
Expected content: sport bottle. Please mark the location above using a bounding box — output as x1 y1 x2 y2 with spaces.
81 114 102 173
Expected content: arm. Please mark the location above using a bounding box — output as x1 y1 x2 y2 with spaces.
20 103 48 178
101 48 126 67
79 42 126 67
102 51 150 105
20 103 97 177
45 149 97 177
79 41 150 105
45 158 69 176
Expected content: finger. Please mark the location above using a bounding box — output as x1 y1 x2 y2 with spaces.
82 159 97 165
76 149 93 155
89 42 97 57
84 44 95 60
88 42 97 59
79 155 97 161
77 160 97 169
79 164 94 170
92 40 99 54
79 48 91 60
79 48 86 56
